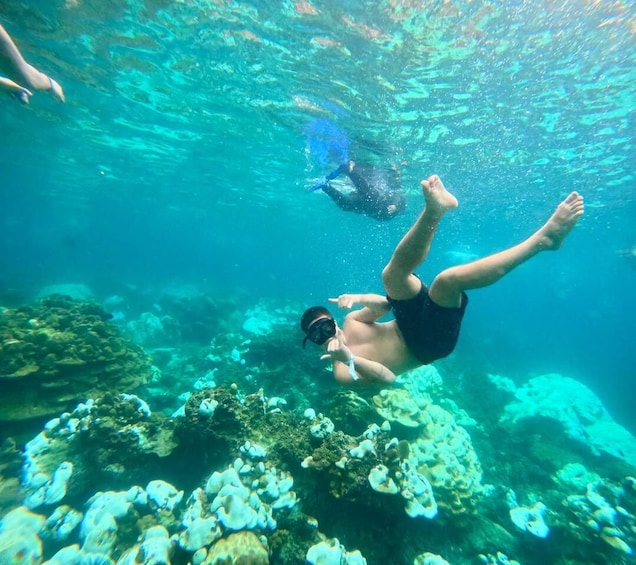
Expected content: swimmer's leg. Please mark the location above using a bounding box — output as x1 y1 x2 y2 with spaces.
382 175 457 300
429 192 585 308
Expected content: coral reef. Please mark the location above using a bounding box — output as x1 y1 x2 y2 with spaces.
0 295 152 428
501 374 636 469
20 392 179 510
203 531 269 564
558 467 636 558
372 388 483 515
2 289 636 565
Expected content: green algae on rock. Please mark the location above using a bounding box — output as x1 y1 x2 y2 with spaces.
0 295 152 424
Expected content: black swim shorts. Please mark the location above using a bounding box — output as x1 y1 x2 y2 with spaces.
387 280 468 365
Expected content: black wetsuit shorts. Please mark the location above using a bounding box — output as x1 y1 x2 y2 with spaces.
387 281 468 365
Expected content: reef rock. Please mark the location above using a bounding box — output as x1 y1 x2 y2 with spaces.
203 530 269 564
372 389 431 429
501 373 636 470
0 295 152 425
20 394 177 508
373 389 483 515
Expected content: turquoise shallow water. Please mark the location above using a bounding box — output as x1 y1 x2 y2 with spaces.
1 4 636 562
1 0 634 425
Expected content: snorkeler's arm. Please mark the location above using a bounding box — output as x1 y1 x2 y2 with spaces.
332 356 396 385
321 329 396 385
329 294 390 323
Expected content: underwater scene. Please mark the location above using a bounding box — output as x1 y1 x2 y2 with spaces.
1 1 635 564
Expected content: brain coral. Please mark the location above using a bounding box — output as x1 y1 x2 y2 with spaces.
372 389 431 428
0 295 151 424
203 530 269 564
373 388 482 514
411 402 483 514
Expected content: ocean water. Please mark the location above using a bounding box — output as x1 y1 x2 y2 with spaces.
1 1 635 564
2 0 634 424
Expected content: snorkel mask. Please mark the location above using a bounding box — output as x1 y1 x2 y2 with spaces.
302 317 336 348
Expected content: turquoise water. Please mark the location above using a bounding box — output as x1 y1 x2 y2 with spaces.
2 1 634 424
0 2 635 563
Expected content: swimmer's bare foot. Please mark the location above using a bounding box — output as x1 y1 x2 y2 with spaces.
536 191 584 250
47 76 65 103
421 175 458 215
23 65 65 102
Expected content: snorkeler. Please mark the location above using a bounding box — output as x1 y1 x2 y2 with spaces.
312 160 406 221
0 22 65 104
301 175 584 385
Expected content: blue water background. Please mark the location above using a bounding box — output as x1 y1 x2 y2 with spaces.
1 2 635 427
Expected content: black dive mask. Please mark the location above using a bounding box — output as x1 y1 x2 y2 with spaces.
302 317 336 348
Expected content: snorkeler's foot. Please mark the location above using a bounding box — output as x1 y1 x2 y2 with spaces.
47 76 65 103
24 65 65 102
421 175 458 215
535 191 584 250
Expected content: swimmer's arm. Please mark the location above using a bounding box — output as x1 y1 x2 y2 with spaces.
321 329 395 384
329 294 390 323
332 356 396 385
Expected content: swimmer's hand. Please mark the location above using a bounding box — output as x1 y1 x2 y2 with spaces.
329 294 360 309
330 293 390 323
320 328 352 364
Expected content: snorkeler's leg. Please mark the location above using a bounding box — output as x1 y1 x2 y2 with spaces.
428 191 584 307
382 175 458 300
0 23 64 101
322 184 357 212
346 162 374 197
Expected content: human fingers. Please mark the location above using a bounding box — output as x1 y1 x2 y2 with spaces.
336 329 345 347
329 295 354 309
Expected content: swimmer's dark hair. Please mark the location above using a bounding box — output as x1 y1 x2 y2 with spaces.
300 306 332 333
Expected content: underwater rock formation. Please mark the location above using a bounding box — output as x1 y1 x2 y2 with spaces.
0 438 21 513
557 465 636 558
501 373 636 468
0 506 45 564
20 392 178 510
0 295 152 426
4 366 636 565
372 388 483 515
203 531 269 564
